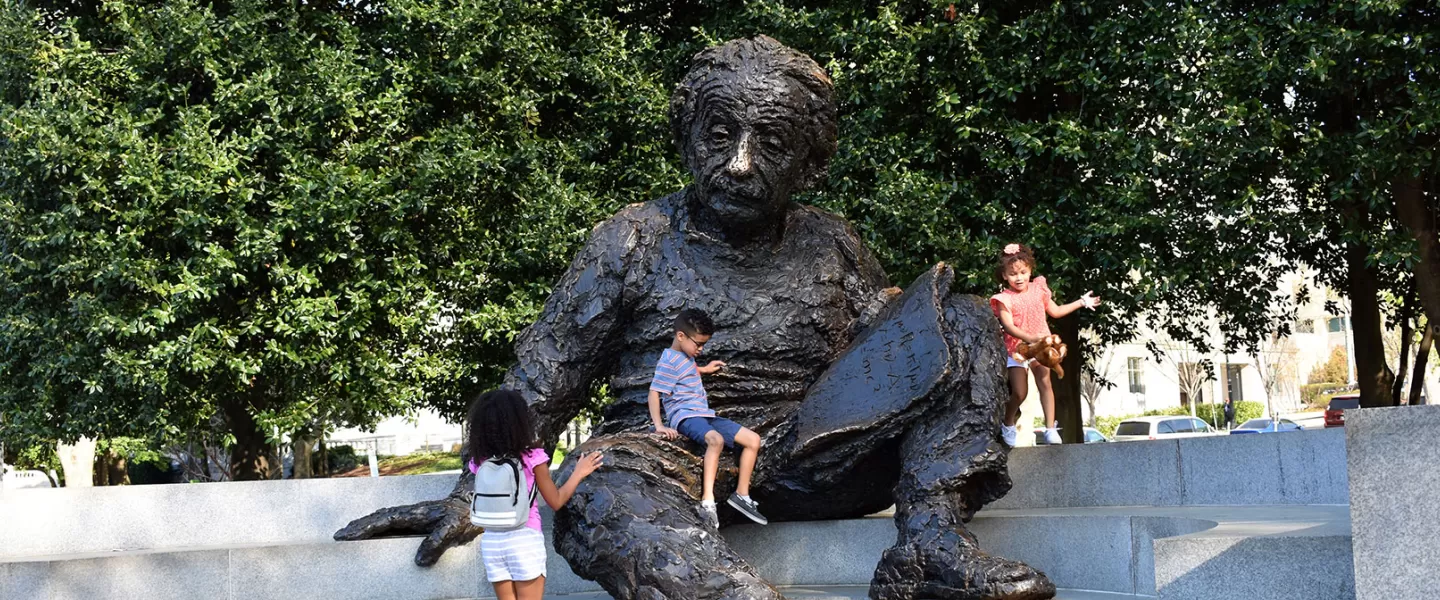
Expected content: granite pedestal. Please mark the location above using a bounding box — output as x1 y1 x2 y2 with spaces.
1347 404 1440 600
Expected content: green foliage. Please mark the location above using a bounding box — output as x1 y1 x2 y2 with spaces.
0 0 681 453
315 444 362 474
1092 414 1128 439
677 1 1304 353
97 436 167 465
8 438 60 475
1307 346 1350 386
126 453 180 485
1300 382 1357 410
4 0 1434 451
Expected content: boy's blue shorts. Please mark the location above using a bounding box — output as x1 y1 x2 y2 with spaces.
676 416 743 448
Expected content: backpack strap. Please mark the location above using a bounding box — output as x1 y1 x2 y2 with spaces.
509 459 522 505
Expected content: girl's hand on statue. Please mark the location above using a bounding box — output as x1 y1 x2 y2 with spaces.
573 452 604 477
698 360 726 374
1080 291 1101 310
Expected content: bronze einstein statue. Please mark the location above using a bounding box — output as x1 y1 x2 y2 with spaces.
337 35 1056 600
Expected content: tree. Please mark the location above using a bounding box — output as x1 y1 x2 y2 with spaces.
1216 2 1440 408
1080 347 1114 427
1308 346 1351 387
1411 323 1435 405
9 0 1410 455
1253 331 1299 415
667 1 1316 440
1150 336 1215 417
0 0 679 477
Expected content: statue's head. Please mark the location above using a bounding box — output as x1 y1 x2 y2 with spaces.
670 36 838 226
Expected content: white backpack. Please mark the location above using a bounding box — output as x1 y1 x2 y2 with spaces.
470 456 536 530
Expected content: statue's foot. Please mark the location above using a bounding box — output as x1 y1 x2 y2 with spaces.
870 529 1056 600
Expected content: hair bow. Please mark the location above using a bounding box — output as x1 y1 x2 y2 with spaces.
1003 244 1020 255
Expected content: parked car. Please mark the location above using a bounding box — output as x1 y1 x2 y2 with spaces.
1111 416 1221 442
0 465 58 489
1033 427 1110 445
1325 395 1361 428
1229 418 1304 434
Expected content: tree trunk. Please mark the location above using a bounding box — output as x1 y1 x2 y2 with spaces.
1393 315 1413 406
107 451 128 485
1395 172 1440 329
1411 324 1435 405
94 449 129 486
94 453 108 486
291 437 314 479
222 395 272 481
1347 241 1396 408
1053 313 1084 444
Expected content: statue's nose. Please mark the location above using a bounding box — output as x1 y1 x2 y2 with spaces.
725 132 753 177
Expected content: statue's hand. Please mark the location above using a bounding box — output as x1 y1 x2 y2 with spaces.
333 494 480 567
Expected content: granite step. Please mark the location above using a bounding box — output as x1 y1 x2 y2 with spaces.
0 506 1350 600
972 505 1352 599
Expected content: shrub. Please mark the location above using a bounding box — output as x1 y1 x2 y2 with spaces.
1302 383 1356 408
1094 415 1128 438
127 455 182 485
316 444 363 475
1307 347 1349 385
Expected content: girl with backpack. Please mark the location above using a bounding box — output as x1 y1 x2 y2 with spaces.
468 389 603 600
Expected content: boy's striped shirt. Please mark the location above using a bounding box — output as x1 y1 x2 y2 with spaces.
650 348 715 426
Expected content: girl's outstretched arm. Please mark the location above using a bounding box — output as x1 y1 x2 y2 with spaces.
533 452 604 511
1046 291 1101 319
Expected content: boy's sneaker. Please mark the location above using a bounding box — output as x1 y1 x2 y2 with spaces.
697 501 719 531
1042 427 1062 445
1001 424 1018 448
727 495 768 525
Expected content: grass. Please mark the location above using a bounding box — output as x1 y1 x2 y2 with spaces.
334 451 462 477
335 448 575 478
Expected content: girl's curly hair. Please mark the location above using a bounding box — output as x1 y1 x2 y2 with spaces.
467 389 537 461
995 243 1038 284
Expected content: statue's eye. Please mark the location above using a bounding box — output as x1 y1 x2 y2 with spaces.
709 126 730 144
759 134 784 152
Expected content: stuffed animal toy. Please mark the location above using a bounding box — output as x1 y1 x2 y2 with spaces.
1012 334 1067 379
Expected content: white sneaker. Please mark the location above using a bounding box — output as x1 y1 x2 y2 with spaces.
1001 424 1018 448
1042 428 1062 445
697 501 719 531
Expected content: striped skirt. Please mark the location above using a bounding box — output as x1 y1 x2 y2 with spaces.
479 527 547 583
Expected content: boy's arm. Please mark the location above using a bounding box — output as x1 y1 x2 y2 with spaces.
649 389 679 438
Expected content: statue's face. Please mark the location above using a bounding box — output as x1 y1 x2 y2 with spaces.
686 76 813 224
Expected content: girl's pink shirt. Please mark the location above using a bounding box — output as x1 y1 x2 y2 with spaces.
468 447 549 531
990 276 1053 357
